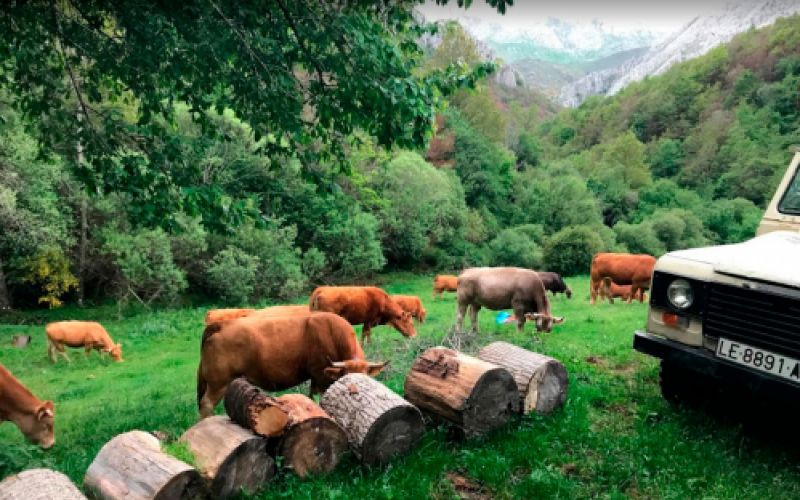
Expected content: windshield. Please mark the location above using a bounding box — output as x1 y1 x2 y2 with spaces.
779 167 800 215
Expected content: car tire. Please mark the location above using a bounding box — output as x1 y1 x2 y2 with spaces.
659 361 714 407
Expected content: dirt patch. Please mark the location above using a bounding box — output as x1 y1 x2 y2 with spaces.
560 463 578 477
585 355 607 366
445 472 493 500
612 362 639 376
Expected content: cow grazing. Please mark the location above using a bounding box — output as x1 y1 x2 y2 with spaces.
204 308 257 325
256 305 310 317
456 267 564 334
433 275 458 300
309 286 416 343
391 295 427 323
0 363 55 449
600 277 646 304
45 321 122 363
537 272 573 299
589 253 656 305
197 312 387 418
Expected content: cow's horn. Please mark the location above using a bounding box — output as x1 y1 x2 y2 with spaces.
330 361 346 368
553 316 565 324
369 360 390 368
526 312 543 319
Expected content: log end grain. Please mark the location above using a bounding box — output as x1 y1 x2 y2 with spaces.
278 417 348 478
463 368 518 437
361 405 425 466
0 469 86 500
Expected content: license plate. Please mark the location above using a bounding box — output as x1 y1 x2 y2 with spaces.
716 337 800 384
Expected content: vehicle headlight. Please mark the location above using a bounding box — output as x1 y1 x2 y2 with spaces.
667 279 694 309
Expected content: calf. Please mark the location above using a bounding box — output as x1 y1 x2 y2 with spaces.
433 274 458 300
537 272 572 299
391 295 427 323
310 286 416 343
600 277 646 304
45 321 122 363
197 312 387 418
0 363 55 449
204 308 257 325
589 253 656 304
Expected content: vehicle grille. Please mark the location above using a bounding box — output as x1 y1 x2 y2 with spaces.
705 283 800 358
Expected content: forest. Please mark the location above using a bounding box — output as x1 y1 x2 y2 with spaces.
1 3 798 311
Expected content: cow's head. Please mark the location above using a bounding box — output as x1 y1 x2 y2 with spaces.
108 343 123 362
525 312 565 333
565 287 573 299
324 359 389 380
418 307 427 323
18 401 55 449
390 311 417 338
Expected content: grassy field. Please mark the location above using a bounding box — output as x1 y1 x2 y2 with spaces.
1 274 799 499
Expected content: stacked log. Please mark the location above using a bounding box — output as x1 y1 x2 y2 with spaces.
84 431 206 500
0 469 86 500
320 373 425 465
10 335 30 348
477 341 568 414
224 379 347 478
180 416 274 498
404 347 517 437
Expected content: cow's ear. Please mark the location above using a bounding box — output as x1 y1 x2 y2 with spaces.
36 401 54 420
324 367 345 379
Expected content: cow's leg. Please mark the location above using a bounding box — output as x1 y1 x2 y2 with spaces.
199 384 226 419
362 323 372 345
47 340 58 363
456 301 468 332
514 306 526 333
468 304 481 333
59 347 71 363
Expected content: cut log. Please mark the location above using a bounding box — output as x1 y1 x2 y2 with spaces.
224 379 347 478
477 341 568 414
404 347 517 437
84 430 206 500
0 468 86 500
180 416 274 499
10 335 30 348
320 373 425 466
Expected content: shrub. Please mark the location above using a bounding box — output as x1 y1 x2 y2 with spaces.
486 226 543 269
102 227 187 304
318 211 386 278
613 221 666 256
17 247 78 308
302 247 327 285
231 224 306 300
543 225 605 276
206 246 259 305
703 197 762 244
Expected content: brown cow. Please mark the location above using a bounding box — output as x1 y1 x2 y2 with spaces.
433 274 458 300
45 321 122 363
589 253 656 304
537 272 573 299
600 277 647 304
197 312 387 418
204 308 257 325
309 286 416 343
391 295 427 323
456 267 564 333
0 363 55 449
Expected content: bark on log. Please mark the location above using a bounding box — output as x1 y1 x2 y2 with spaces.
404 347 517 437
320 373 425 466
477 341 568 414
180 416 274 499
11 335 30 348
0 468 86 500
84 431 206 500
224 379 347 478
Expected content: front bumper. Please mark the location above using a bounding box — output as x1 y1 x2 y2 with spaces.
634 331 800 401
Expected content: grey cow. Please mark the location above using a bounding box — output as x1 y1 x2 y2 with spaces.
456 267 564 334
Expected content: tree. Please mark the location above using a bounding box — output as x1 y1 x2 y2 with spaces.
543 226 605 277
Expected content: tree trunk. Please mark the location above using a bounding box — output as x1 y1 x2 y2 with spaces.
224 379 347 478
404 347 517 438
84 431 207 500
0 256 11 310
77 193 87 306
477 342 569 414
320 373 424 466
0 468 86 500
180 416 274 499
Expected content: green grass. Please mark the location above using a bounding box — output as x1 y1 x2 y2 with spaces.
2 275 799 499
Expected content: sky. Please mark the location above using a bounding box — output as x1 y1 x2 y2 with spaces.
418 0 740 34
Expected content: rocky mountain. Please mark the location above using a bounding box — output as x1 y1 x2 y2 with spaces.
560 0 800 106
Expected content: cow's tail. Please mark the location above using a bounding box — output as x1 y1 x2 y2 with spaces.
196 363 206 411
201 322 223 350
309 289 321 311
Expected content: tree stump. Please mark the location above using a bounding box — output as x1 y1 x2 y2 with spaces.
320 373 425 466
224 379 347 478
477 342 569 414
84 431 206 500
0 468 86 500
180 416 274 499
404 347 517 437
10 335 30 348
